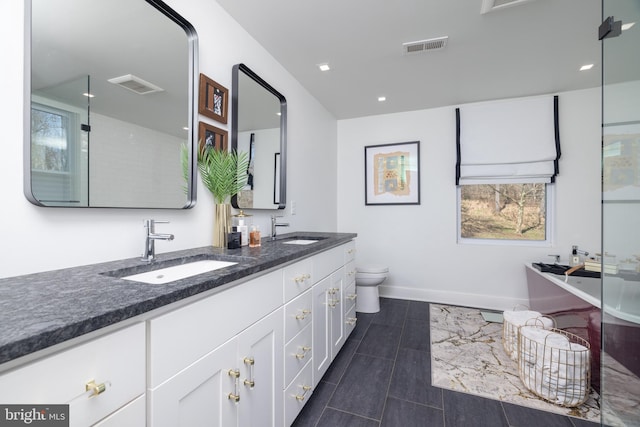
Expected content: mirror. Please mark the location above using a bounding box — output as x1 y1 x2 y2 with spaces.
231 64 287 210
25 0 198 208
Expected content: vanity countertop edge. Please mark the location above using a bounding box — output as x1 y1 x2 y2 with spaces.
0 232 356 369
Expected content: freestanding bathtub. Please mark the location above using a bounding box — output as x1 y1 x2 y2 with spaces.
525 264 640 392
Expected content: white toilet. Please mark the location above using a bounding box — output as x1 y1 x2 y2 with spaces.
355 265 389 313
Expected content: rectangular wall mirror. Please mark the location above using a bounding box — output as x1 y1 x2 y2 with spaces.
231 63 287 210
25 0 198 208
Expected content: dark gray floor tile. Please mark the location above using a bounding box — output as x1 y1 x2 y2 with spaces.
570 418 605 427
381 396 444 427
443 389 509 427
400 318 430 352
315 408 379 427
351 312 375 341
388 347 442 408
291 381 336 427
502 402 575 427
356 323 402 360
323 338 358 384
407 300 430 321
372 298 408 327
328 353 394 420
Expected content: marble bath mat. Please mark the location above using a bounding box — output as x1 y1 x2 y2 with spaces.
430 304 601 423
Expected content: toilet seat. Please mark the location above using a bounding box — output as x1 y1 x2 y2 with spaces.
356 266 389 274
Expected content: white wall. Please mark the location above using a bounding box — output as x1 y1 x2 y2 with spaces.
0 0 337 279
337 88 602 310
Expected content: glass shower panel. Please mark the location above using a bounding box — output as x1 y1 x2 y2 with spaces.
601 1 640 425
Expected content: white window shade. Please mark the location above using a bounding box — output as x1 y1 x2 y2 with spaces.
456 95 560 185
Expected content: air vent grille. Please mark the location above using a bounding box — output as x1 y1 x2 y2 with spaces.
107 74 164 95
403 36 448 55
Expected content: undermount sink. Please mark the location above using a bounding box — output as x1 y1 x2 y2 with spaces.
121 260 237 284
282 239 319 245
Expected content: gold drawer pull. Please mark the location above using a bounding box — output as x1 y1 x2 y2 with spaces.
294 385 312 401
295 309 311 320
347 293 357 301
85 379 107 398
228 368 241 402
294 273 311 284
346 317 357 326
294 346 311 359
243 357 255 388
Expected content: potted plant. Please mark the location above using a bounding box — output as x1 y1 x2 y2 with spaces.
184 143 249 247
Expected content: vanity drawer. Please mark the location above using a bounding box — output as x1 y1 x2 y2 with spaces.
0 323 145 427
283 257 314 302
284 289 313 343
148 269 282 387
284 358 314 427
344 280 357 313
314 245 344 281
343 240 356 264
345 304 358 338
345 260 356 288
284 323 312 387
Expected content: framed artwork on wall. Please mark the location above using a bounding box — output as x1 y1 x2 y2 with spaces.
199 121 228 152
198 73 228 124
364 141 420 205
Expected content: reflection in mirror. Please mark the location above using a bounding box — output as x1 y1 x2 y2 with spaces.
231 64 286 210
25 0 198 208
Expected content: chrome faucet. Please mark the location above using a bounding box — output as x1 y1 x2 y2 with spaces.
142 219 174 262
271 215 290 240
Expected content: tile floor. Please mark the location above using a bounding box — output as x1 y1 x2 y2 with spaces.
292 298 601 427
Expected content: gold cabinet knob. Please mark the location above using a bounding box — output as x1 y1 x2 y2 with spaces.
85 379 107 398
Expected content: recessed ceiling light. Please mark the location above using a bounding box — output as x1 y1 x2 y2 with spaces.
579 64 594 71
82 92 94 98
622 22 636 31
378 96 387 102
182 126 189 130
318 63 330 72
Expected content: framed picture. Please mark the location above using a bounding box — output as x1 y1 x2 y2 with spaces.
199 122 228 153
365 141 420 205
198 73 228 124
603 122 640 202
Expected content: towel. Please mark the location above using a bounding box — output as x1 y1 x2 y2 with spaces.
502 310 553 360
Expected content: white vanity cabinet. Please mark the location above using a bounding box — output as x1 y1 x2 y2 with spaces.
0 323 146 427
344 259 358 336
147 270 284 427
149 308 284 427
312 245 349 386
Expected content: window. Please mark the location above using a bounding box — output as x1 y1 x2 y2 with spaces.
31 104 77 173
458 183 553 244
30 103 82 204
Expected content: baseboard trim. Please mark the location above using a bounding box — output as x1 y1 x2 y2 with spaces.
378 285 528 311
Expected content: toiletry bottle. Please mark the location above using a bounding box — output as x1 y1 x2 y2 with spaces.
249 225 261 247
570 246 580 266
232 210 251 246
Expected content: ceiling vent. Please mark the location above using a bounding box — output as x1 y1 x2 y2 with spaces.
403 36 448 55
480 0 538 14
107 74 164 95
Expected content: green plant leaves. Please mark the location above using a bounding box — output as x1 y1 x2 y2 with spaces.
197 146 249 204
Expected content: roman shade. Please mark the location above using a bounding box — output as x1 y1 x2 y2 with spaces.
455 95 560 185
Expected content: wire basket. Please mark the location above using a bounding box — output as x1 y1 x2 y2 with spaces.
502 307 554 361
517 326 591 407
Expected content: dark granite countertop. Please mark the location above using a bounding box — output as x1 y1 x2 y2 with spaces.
0 232 356 367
